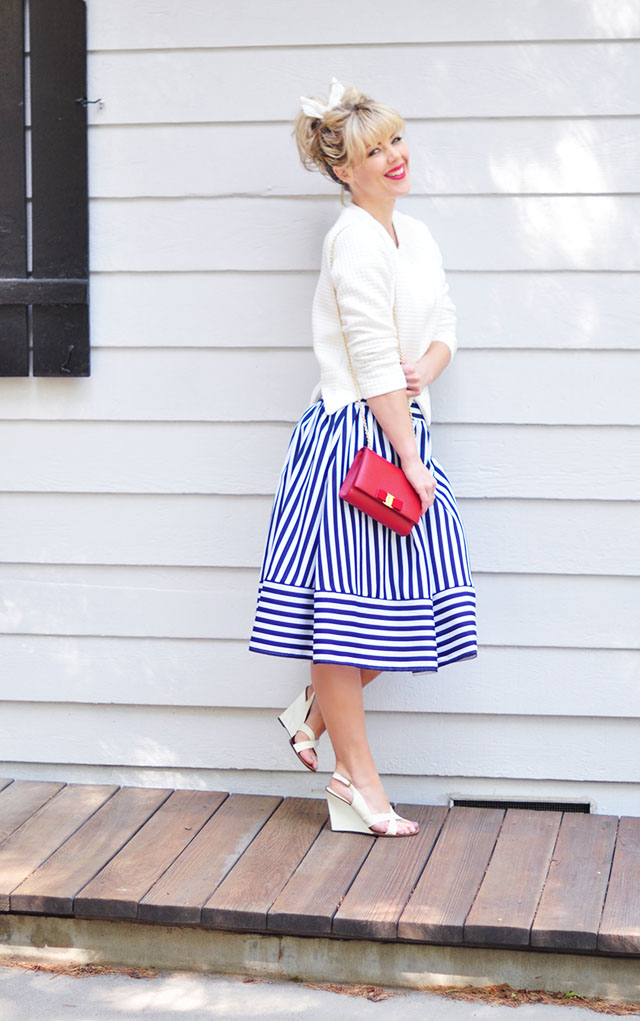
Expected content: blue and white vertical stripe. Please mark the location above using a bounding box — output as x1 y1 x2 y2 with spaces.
250 400 477 673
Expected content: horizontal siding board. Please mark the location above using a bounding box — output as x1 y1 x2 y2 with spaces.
1 636 638 718
89 119 640 197
0 570 636 649
0 764 633 816
87 43 640 124
2 423 639 501
89 271 640 352
453 272 640 352
88 196 640 272
0 349 637 425
0 493 636 575
2 703 640 782
87 0 640 48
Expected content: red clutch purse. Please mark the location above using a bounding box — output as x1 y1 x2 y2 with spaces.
340 446 421 536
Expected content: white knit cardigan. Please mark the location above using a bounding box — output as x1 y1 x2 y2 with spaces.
310 203 457 425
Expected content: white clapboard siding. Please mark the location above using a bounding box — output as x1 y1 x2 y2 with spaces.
87 43 640 125
1 348 638 425
0 491 634 575
4 636 639 719
3 422 639 501
87 0 640 49
0 493 637 576
2 702 640 784
1 570 637 650
0 1 637 811
89 196 640 272
90 271 640 351
89 119 640 197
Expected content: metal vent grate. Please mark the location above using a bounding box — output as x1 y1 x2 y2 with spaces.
451 798 590 814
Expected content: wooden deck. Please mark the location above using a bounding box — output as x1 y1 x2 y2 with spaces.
1 776 639 957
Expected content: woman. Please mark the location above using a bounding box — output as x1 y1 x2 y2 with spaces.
249 79 477 837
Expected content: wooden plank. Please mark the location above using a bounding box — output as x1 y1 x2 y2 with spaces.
0 573 636 655
0 0 26 276
4 422 640 502
0 639 640 725
398 807 504 943
30 0 89 378
74 789 223 919
0 308 29 378
1 347 638 426
464 810 562 945
0 279 87 305
139 793 280 925
202 797 327 931
0 0 29 377
32 305 90 378
0 784 116 910
268 826 374 935
91 119 640 199
88 270 640 352
598 817 640 954
0 780 65 844
90 196 640 272
5 704 640 785
0 492 637 577
30 0 88 280
88 44 640 124
10 786 171 915
88 0 640 48
331 804 447 939
531 813 619 950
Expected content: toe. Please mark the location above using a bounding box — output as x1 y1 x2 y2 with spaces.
300 748 317 770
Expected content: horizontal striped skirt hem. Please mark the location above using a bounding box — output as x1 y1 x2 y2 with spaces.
249 580 478 675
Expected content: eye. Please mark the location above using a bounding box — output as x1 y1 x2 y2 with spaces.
367 146 380 158
392 135 403 144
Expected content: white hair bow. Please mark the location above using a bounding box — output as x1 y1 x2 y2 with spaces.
300 77 346 120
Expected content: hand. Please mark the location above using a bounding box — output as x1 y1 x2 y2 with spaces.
401 361 423 397
401 360 428 397
401 456 437 514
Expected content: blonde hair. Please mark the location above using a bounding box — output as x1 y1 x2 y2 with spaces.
294 84 405 188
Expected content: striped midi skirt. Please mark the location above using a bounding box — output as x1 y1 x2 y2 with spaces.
249 400 477 673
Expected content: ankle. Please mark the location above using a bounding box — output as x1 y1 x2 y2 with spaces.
332 765 383 797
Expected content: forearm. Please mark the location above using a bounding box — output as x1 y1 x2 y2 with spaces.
365 389 421 466
417 340 452 387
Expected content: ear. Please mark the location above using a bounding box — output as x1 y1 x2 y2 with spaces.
334 164 352 185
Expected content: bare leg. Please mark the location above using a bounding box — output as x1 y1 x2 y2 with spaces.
310 662 418 836
294 668 380 771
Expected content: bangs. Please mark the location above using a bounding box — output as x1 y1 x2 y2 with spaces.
344 106 405 165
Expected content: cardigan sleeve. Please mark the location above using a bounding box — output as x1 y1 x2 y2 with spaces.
330 224 408 399
431 244 458 360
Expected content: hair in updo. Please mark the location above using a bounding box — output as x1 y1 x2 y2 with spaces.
294 84 405 189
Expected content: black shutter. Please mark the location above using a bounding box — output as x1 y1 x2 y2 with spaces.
0 0 89 377
0 0 29 375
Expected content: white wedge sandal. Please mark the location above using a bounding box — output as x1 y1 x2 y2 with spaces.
277 686 320 772
325 772 419 837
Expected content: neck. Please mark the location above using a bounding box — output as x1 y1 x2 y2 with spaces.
350 194 397 243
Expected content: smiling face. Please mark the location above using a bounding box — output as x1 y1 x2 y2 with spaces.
336 132 411 206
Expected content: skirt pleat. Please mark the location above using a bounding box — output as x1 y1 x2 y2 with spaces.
249 400 477 673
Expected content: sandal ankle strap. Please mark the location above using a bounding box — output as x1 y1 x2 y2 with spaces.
332 771 351 787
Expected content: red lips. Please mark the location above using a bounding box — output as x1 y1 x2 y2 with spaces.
385 164 406 179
